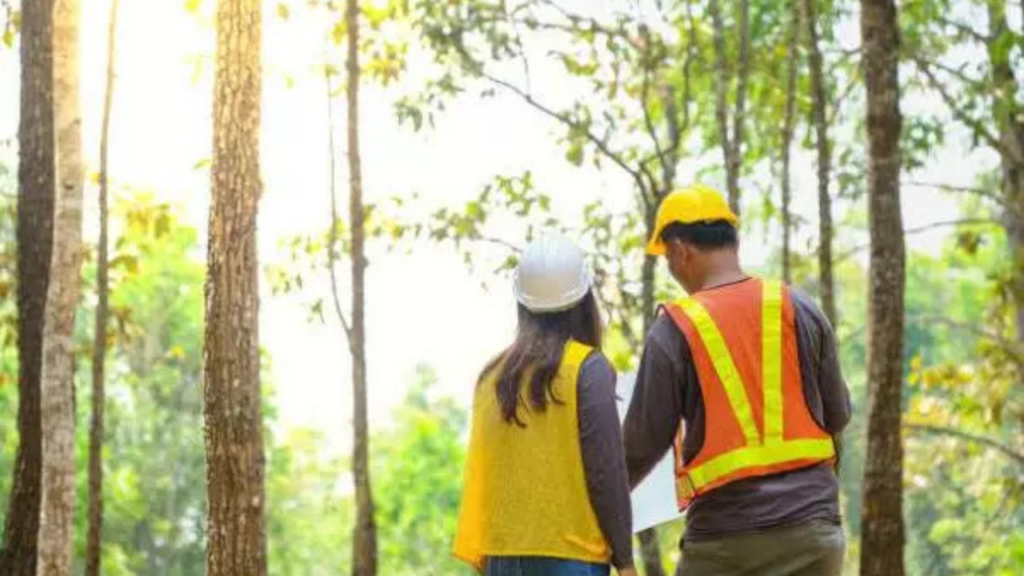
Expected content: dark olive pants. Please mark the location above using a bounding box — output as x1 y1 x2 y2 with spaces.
677 519 845 576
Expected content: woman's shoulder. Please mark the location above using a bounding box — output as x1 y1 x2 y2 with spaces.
580 349 617 384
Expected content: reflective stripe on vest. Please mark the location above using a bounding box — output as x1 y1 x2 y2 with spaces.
670 280 835 496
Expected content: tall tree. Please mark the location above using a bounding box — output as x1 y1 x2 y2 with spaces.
985 0 1024 340
858 0 906 575
709 0 752 215
37 0 84 573
204 0 266 574
780 0 800 284
86 0 120 574
910 0 1024 341
346 0 378 572
800 0 837 326
0 0 55 574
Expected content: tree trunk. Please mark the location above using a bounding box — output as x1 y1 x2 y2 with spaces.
986 0 1024 343
37 0 84 574
730 0 751 216
347 0 378 574
781 0 799 284
204 0 266 574
635 201 667 576
709 0 749 216
858 1 906 575
801 0 837 326
708 0 737 214
86 1 119 574
0 1 55 574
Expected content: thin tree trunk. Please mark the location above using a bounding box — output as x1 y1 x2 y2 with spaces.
730 0 751 216
346 0 378 573
86 1 119 574
0 1 55 574
986 0 1024 343
708 0 736 214
801 0 837 326
636 202 667 576
204 0 266 574
781 0 799 284
858 0 906 575
37 0 84 573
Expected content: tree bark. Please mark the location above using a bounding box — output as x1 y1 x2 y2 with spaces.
37 0 84 574
346 0 378 574
730 0 751 216
708 0 737 215
985 0 1024 343
858 1 906 575
709 0 749 216
801 0 837 326
86 1 119 574
0 1 55 574
781 0 799 284
634 200 667 576
204 0 266 574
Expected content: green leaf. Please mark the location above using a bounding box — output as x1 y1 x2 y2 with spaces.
566 141 584 166
110 254 140 276
331 20 346 45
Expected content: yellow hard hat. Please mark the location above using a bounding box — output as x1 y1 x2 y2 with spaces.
645 184 739 256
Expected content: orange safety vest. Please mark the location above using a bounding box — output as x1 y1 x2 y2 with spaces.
663 278 835 510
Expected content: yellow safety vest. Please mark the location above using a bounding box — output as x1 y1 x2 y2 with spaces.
453 340 610 570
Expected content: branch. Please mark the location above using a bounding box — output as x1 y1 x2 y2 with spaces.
836 218 1001 261
482 72 651 197
511 17 638 50
907 313 1008 347
937 15 992 44
530 0 642 50
914 58 1009 157
827 73 859 126
905 423 1024 467
478 235 522 253
904 217 1001 235
905 180 1020 216
639 26 668 193
504 4 533 96
920 56 990 90
325 64 354 345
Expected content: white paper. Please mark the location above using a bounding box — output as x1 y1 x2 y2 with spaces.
616 372 684 533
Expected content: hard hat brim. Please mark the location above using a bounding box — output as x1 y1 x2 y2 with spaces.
646 235 666 256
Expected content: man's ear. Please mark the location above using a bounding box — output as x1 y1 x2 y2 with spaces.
679 241 696 264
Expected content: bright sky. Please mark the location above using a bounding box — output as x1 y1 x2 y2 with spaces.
0 0 994 457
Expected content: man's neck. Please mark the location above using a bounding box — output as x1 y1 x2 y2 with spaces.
697 253 747 292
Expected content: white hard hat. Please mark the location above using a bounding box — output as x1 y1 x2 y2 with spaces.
514 231 594 313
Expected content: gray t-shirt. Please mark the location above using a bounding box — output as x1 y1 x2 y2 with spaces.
622 278 852 541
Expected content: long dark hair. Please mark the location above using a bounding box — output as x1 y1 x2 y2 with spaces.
478 290 603 427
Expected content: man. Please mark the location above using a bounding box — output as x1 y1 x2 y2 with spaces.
623 185 852 576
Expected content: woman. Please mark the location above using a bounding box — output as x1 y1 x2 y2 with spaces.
453 232 636 576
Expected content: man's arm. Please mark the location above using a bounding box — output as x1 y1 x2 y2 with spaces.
817 316 852 433
792 290 852 433
623 316 686 489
